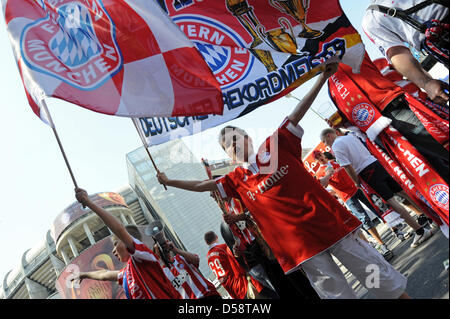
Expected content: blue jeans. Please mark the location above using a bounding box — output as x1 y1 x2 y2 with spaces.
345 190 377 231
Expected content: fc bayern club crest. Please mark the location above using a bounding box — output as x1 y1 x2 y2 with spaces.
352 103 375 127
429 184 449 211
20 0 122 90
173 16 253 90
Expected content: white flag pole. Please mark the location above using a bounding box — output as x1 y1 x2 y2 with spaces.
40 100 79 189
285 93 326 121
40 100 85 207
131 118 167 191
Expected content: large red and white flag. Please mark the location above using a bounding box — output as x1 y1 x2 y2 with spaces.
2 0 223 122
136 0 366 146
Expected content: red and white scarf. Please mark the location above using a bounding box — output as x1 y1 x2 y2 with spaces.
405 94 449 150
328 68 449 226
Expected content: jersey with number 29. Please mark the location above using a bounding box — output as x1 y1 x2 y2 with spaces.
207 243 248 299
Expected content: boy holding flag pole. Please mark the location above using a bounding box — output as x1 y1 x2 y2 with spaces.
156 62 411 299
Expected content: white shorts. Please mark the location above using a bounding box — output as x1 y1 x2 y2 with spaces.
300 231 407 299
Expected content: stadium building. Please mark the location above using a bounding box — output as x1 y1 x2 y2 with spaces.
0 186 183 299
126 139 227 278
0 183 229 299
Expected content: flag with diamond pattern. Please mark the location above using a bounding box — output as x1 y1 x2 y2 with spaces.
2 0 223 122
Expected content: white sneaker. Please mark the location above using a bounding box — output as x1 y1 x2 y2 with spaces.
411 228 434 248
405 229 415 239
394 230 406 241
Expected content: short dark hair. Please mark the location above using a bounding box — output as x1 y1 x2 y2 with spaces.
111 224 142 242
323 152 335 160
218 125 249 149
125 225 142 241
111 225 142 247
320 128 336 140
204 231 218 245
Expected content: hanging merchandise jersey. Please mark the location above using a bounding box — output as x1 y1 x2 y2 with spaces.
333 53 404 112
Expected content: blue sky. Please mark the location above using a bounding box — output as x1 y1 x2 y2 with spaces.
0 0 383 282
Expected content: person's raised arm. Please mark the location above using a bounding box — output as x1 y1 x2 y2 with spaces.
167 241 200 268
72 270 119 283
157 172 218 192
75 188 135 252
388 46 449 105
288 62 339 126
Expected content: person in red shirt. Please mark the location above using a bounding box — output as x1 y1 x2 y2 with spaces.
156 63 410 299
152 241 222 299
314 150 393 260
220 198 279 298
72 188 182 299
223 198 256 254
205 231 261 299
220 199 319 299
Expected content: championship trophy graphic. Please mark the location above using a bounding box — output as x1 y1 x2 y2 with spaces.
226 0 279 72
256 17 298 54
226 0 322 72
270 0 323 39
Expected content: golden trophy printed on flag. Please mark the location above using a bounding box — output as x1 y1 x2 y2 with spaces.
257 17 298 55
226 0 278 72
270 0 323 39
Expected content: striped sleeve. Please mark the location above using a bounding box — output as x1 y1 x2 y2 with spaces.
130 238 159 262
215 171 241 200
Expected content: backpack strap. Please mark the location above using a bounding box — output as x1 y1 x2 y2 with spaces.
367 0 444 33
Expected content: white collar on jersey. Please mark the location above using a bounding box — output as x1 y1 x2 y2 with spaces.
243 153 259 175
208 242 221 250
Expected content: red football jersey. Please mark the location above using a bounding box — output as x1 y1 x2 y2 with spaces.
337 53 404 112
316 160 358 202
117 238 182 299
373 58 428 100
207 243 248 299
224 198 255 252
163 254 220 299
216 118 361 274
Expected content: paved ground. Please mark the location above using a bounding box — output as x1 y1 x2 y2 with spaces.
335 218 449 299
